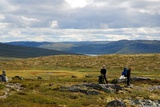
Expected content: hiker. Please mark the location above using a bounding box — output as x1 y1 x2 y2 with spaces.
127 68 131 86
100 65 108 84
0 70 8 82
2 70 6 76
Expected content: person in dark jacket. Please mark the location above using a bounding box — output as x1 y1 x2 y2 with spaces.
100 65 108 84
127 68 131 86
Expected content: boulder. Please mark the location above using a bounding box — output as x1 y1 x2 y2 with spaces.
106 99 126 107
37 76 43 80
12 76 23 80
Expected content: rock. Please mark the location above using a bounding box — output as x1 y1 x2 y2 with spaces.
131 77 151 81
131 99 160 107
37 76 43 80
149 85 160 91
0 83 25 99
99 84 121 93
12 76 23 80
83 83 122 93
71 76 77 78
106 99 126 107
85 75 92 78
68 86 81 92
111 79 118 84
49 84 54 86
118 77 151 83
6 83 23 91
80 90 100 95
60 83 122 94
60 85 100 95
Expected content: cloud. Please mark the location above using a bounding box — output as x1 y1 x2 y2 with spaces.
1 27 159 42
0 0 160 42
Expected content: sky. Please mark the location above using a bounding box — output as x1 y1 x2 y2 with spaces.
0 0 160 42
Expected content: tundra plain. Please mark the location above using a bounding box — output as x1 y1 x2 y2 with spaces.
0 54 160 107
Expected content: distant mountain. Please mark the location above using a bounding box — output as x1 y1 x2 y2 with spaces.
0 43 75 58
102 40 160 54
7 41 52 47
5 40 160 54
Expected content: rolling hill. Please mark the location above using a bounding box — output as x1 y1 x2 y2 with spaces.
5 40 160 54
0 43 75 58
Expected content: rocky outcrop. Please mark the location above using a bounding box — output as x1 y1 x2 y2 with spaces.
0 83 24 99
106 99 126 107
130 99 160 107
148 85 160 91
60 83 122 95
106 99 160 107
131 77 151 81
118 76 151 83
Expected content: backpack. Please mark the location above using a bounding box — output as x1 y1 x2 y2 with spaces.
98 75 105 84
123 68 128 77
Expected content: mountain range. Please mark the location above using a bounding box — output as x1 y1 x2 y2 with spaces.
3 40 160 57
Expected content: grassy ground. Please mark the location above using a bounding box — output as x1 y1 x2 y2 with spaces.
0 54 160 107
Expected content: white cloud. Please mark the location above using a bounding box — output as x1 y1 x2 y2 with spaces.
50 20 58 28
0 0 160 42
1 27 159 42
0 23 10 29
8 30 22 37
0 14 5 20
65 0 88 8
0 0 18 12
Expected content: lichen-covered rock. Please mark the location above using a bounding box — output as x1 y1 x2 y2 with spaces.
60 83 122 95
106 99 126 107
131 99 160 107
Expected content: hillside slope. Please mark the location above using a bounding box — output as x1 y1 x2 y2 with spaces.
0 43 75 58
1 54 160 72
5 40 160 54
102 40 160 54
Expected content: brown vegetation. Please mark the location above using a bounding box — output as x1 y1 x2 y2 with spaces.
0 54 159 107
